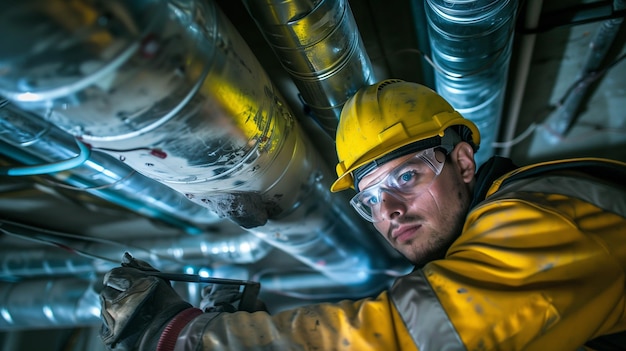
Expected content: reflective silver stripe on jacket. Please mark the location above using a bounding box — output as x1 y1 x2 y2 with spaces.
390 171 626 350
389 269 466 351
491 173 626 219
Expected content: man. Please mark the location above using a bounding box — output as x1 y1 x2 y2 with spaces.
100 79 626 350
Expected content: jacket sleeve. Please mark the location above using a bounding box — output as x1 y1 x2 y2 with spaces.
390 188 626 351
162 173 626 351
169 291 419 351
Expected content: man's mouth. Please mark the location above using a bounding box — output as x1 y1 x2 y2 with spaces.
391 224 421 243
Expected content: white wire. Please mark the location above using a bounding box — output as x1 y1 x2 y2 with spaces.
492 122 538 148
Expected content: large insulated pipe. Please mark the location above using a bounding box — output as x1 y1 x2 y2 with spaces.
242 0 377 137
0 100 221 233
0 277 102 330
542 0 626 141
0 220 273 279
0 263 399 331
424 0 518 167
0 0 394 283
0 274 207 330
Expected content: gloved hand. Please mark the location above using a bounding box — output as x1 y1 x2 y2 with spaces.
200 282 267 313
99 253 193 351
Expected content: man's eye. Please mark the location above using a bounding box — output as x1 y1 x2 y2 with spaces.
364 195 380 206
397 170 418 185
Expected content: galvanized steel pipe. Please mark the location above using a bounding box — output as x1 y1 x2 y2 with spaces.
242 0 377 136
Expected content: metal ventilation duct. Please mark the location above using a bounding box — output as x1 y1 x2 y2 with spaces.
0 0 404 330
0 220 273 280
0 100 222 233
0 219 272 331
425 0 518 166
242 0 377 136
0 276 102 330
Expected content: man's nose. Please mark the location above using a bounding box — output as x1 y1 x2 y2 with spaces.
378 190 407 220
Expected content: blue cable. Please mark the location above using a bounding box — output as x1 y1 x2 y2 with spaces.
0 139 91 176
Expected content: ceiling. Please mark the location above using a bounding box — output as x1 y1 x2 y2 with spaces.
0 0 625 348
217 0 626 164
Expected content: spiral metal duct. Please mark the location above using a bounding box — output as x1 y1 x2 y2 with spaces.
0 100 222 233
0 0 401 330
0 220 273 280
0 277 102 330
425 0 518 166
0 219 271 331
242 0 377 136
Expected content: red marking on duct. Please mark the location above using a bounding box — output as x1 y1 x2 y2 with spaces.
150 149 167 159
140 34 160 58
57 243 75 253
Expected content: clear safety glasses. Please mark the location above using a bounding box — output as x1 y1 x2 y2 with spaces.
350 148 445 223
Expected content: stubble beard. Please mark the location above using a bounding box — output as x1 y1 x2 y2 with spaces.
405 196 470 267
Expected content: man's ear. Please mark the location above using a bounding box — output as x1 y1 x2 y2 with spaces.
452 142 475 183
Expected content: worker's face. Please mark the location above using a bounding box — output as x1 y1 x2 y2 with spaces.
357 143 475 266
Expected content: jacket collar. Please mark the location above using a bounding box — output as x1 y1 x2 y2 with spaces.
469 156 518 210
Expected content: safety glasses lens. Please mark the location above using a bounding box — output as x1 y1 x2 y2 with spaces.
350 148 444 222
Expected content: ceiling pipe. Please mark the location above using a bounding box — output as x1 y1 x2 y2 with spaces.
0 101 222 234
241 0 377 137
0 0 400 288
0 273 224 331
541 0 626 142
0 276 102 331
0 264 403 331
0 220 273 280
424 0 519 167
500 0 543 158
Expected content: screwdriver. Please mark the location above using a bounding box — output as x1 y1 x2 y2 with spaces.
144 271 257 286
144 271 262 313
122 252 262 312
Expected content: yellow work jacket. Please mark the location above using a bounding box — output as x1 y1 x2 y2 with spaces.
169 157 626 351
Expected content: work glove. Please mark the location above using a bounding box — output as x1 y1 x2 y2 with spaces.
99 253 193 351
200 283 267 313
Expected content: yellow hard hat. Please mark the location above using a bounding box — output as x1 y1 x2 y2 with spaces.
331 79 480 192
